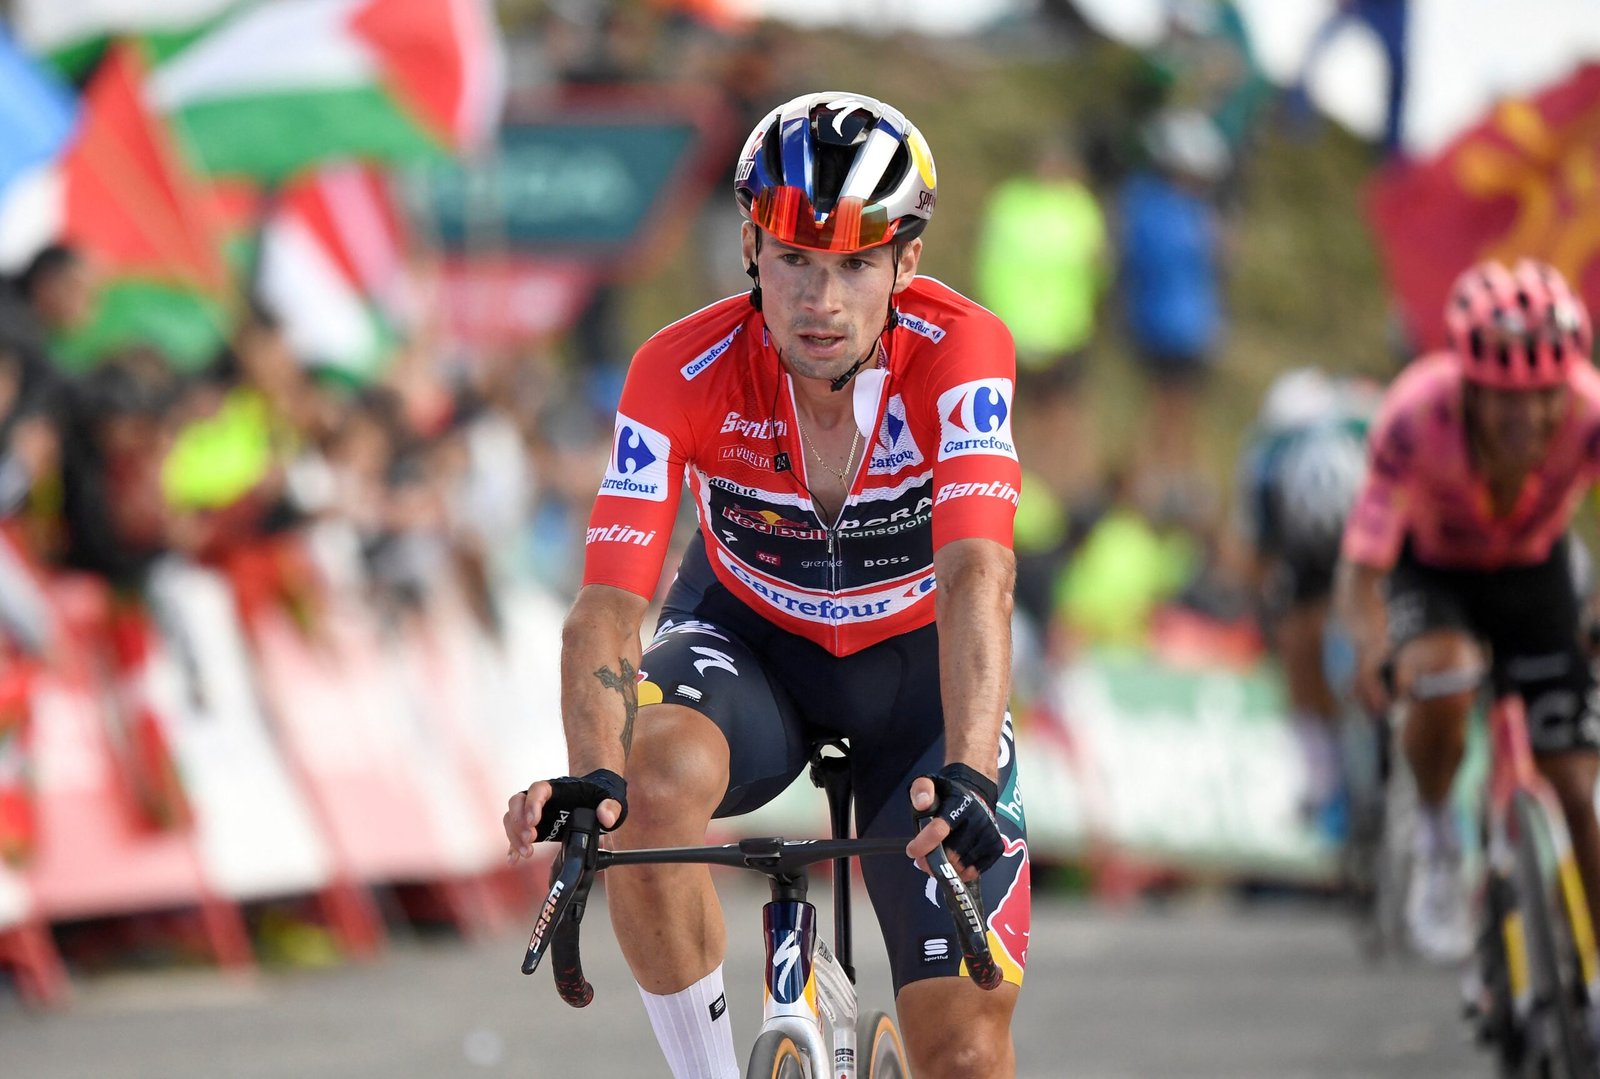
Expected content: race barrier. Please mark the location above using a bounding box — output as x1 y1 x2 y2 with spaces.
0 524 571 1003
0 526 1359 1006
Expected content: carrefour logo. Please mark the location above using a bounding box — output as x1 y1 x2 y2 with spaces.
600 414 671 501
680 327 740 381
936 379 1016 462
869 394 924 474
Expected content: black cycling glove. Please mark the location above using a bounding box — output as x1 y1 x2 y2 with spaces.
915 763 1005 874
533 769 629 842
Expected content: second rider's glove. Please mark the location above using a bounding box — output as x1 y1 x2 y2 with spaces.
534 768 629 842
915 763 1005 874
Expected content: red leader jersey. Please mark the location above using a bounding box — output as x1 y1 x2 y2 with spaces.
581 276 1020 657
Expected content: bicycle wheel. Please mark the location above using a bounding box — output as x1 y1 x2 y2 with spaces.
1474 869 1526 1073
1511 789 1597 1077
745 1030 807 1079
857 1009 909 1079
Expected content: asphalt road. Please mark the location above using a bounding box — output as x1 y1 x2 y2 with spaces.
1 878 1490 1078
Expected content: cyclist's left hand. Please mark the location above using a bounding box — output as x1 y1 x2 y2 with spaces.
907 763 1004 882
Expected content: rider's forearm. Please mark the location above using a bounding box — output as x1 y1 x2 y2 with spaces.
934 538 1016 783
1332 557 1388 643
559 584 651 777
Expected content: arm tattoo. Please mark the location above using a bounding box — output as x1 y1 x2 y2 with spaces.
593 657 640 756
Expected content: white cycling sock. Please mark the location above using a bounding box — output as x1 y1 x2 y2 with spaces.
1415 803 1458 857
638 965 739 1079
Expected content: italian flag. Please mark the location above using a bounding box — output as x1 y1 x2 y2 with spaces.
257 165 411 380
149 0 504 182
0 43 232 372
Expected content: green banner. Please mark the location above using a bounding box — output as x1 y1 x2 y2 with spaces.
406 119 702 255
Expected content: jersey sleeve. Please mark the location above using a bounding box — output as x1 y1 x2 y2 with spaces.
918 312 1022 551
1339 392 1413 570
579 348 694 598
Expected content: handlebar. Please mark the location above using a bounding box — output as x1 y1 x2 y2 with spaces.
519 820 1002 1001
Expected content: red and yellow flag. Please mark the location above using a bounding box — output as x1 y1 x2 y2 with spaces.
1367 64 1600 352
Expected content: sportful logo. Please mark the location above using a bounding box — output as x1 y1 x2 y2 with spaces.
896 310 946 344
681 327 741 381
936 379 1016 462
600 415 671 501
868 394 924 474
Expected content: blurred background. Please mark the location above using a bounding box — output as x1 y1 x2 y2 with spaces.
0 0 1592 1075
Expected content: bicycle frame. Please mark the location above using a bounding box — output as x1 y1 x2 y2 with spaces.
1482 691 1600 1017
760 872 859 1078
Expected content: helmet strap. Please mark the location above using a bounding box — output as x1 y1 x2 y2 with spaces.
828 243 903 393
746 230 763 310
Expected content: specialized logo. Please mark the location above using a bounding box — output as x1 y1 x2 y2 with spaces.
723 504 827 542
869 394 925 474
585 523 659 546
934 480 1020 507
652 619 730 643
601 414 671 501
690 646 738 678
772 930 804 1003
937 379 1016 461
681 327 740 381
720 411 787 439
896 310 946 344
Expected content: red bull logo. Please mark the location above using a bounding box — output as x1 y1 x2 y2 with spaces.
722 504 826 541
961 835 1029 986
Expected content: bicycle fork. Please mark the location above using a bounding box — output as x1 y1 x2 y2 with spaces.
762 880 860 1078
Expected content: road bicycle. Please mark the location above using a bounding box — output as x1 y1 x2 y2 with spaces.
520 743 1002 1078
1400 664 1600 1077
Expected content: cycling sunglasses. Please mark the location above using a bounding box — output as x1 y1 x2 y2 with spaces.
749 187 900 252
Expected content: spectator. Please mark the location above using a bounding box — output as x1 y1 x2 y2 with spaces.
975 133 1107 505
1116 107 1230 520
57 346 184 590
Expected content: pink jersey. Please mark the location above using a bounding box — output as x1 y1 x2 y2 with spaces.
1341 352 1600 571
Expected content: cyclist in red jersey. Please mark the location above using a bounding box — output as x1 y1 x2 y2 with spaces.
1335 258 1600 963
504 93 1026 1078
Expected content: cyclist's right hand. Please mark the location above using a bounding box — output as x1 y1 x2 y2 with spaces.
505 769 627 862
1353 639 1391 718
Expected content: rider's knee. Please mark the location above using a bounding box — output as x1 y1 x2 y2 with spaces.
1396 631 1481 727
901 992 1014 1079
908 1033 1007 1079
622 706 728 822
1396 631 1482 690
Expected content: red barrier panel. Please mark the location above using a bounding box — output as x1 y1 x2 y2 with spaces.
25 575 251 969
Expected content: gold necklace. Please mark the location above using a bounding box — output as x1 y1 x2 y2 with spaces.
794 409 862 485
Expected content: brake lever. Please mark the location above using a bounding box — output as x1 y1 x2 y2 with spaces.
520 807 598 981
922 830 1003 991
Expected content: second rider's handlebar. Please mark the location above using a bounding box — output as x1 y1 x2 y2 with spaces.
519 813 1003 1003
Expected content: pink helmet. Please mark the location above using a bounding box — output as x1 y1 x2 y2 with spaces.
1445 258 1592 388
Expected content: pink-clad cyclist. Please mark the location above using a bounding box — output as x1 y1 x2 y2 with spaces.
1335 258 1600 963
